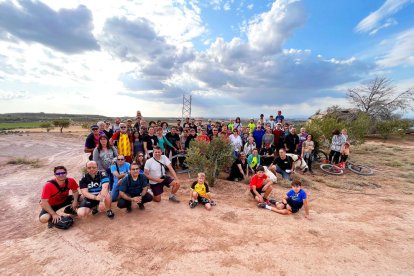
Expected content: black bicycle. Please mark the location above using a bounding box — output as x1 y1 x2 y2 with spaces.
320 161 373 176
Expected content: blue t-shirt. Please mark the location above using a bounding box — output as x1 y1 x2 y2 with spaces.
111 162 130 185
119 174 148 196
286 189 307 203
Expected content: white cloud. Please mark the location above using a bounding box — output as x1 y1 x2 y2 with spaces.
377 28 414 67
0 90 27 100
246 0 306 55
355 0 413 34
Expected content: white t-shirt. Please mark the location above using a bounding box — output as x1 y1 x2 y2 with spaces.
144 155 171 184
229 134 243 152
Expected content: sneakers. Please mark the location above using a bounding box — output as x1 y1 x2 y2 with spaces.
169 195 180 203
189 200 198 208
303 168 308 173
106 209 115 219
63 206 77 216
138 203 145 210
48 219 54 229
126 206 132 213
210 200 216 206
257 203 267 208
91 207 98 215
269 199 277 205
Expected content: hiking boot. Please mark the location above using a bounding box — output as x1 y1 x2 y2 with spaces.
47 220 54 229
106 209 115 219
126 206 132 213
257 203 267 208
64 206 77 216
269 199 277 205
91 207 98 215
138 203 145 210
169 195 180 203
189 200 198 208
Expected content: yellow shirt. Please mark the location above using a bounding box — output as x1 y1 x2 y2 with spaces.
248 123 256 133
192 182 209 198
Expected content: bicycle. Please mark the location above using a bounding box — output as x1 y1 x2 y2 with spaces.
320 160 373 176
312 149 328 163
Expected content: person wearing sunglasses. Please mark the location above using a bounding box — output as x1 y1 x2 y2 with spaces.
110 122 134 163
39 166 80 228
78 161 115 219
110 155 131 202
84 124 100 161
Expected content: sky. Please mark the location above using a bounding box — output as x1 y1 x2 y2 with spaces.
0 0 413 119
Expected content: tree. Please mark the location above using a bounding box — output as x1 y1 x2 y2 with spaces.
347 76 414 120
53 119 71 133
185 137 233 186
39 122 54 132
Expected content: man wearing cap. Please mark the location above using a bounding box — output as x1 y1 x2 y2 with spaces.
84 124 100 160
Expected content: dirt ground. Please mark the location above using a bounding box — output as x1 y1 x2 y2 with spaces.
0 130 413 275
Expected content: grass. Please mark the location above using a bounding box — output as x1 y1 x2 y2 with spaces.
7 157 41 168
0 122 43 130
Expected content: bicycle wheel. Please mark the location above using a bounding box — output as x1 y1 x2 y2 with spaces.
315 150 328 163
347 163 373 175
320 164 344 175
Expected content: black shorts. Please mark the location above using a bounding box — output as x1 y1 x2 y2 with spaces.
197 196 210 205
250 186 265 198
39 195 74 218
79 197 100 209
287 197 303 213
150 176 174 196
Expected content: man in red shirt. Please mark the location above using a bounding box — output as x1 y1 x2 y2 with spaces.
273 123 284 154
39 166 80 228
249 166 273 204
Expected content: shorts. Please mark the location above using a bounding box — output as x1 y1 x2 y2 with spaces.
79 197 100 209
39 195 74 218
250 186 265 198
150 176 174 196
197 196 210 205
287 197 303 213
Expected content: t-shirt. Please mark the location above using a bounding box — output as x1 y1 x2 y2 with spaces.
93 147 117 171
85 132 98 149
249 174 268 190
79 171 109 196
273 156 293 171
191 181 210 198
144 155 171 184
229 134 243 151
144 135 158 151
275 115 284 123
165 132 180 148
247 123 256 133
111 162 131 186
41 178 79 206
286 189 307 203
119 174 149 196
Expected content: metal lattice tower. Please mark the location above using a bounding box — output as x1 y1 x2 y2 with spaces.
182 94 192 120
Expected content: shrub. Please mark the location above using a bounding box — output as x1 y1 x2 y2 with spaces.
40 122 54 132
185 137 233 186
374 119 412 139
53 119 71 133
7 157 41 168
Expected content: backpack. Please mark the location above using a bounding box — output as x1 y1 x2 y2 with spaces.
53 216 74 230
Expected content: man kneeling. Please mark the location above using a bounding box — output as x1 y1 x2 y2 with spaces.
118 162 153 212
39 166 79 229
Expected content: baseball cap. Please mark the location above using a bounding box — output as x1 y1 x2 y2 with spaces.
90 124 98 129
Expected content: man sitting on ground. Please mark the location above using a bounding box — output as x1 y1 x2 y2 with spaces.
269 148 294 180
77 161 115 219
118 162 153 212
39 166 80 228
144 146 181 203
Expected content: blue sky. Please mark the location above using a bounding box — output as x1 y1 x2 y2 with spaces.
0 0 413 119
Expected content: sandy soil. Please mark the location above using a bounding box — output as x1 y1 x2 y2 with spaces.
0 132 413 275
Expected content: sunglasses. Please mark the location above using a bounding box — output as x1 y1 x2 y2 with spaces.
117 158 125 161
131 168 140 171
92 128 98 131
87 167 97 169
120 127 127 129
55 172 66 176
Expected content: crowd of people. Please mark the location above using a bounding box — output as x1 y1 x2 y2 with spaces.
39 110 349 229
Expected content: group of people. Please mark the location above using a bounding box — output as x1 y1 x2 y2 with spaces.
39 110 314 229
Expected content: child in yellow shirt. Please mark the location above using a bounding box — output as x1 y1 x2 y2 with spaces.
189 173 215 210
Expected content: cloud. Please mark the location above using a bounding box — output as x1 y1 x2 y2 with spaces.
376 27 414 67
0 0 99 53
355 0 413 34
247 0 306 55
0 90 27 100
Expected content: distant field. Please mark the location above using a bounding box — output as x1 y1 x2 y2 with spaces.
0 122 43 130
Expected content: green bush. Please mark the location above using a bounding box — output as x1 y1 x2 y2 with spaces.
185 137 233 186
39 122 54 132
374 119 412 139
53 119 71 133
